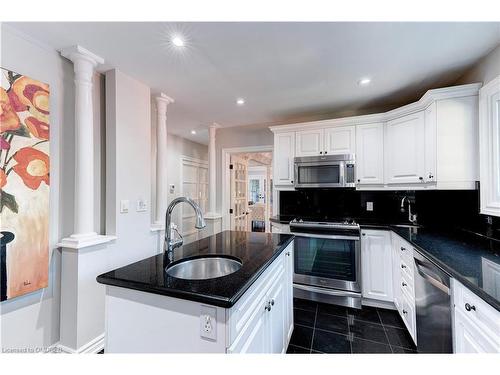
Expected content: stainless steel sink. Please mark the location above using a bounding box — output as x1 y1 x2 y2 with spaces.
166 256 242 280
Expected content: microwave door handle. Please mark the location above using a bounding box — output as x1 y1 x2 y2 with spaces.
340 161 345 186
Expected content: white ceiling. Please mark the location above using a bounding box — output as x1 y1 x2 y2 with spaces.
6 22 500 144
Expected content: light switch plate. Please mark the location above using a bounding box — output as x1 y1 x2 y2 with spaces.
366 202 374 211
120 200 129 213
200 305 217 341
136 199 147 212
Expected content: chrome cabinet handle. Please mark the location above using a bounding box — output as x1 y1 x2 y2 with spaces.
402 282 407 287
270 299 275 306
402 309 408 314
401 264 406 269
401 247 406 251
428 173 434 179
419 176 424 182
265 301 272 312
286 252 291 256
465 303 476 312
319 151 323 155
324 151 328 154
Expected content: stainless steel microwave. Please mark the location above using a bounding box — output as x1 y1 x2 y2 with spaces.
294 154 356 188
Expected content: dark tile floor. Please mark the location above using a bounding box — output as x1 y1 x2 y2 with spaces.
287 298 418 354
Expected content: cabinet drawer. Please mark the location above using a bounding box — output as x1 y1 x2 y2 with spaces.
398 239 414 264
452 279 500 343
228 251 285 345
400 270 415 300
400 291 417 344
399 256 414 281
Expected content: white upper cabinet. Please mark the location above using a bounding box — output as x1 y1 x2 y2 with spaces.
356 123 384 185
324 126 356 155
479 76 500 217
361 229 393 302
424 102 437 183
384 111 426 184
295 129 323 156
274 132 295 186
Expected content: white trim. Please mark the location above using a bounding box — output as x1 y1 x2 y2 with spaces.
269 83 481 133
53 334 105 354
221 145 273 231
57 234 116 250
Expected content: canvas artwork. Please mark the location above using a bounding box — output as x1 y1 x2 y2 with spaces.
0 68 50 302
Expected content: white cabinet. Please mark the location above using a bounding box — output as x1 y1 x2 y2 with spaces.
274 132 295 186
384 112 426 184
356 123 384 185
452 279 500 353
424 102 437 183
295 126 356 157
295 129 323 156
361 230 393 302
324 126 356 155
391 233 417 344
283 246 294 343
479 75 500 217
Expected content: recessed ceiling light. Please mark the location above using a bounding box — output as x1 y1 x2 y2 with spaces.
190 130 197 135
172 36 185 47
236 98 245 105
358 78 371 86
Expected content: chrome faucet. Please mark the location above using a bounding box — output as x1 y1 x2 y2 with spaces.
401 196 417 224
164 197 206 261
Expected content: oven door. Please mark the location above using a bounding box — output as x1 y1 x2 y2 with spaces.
294 160 345 188
292 233 361 293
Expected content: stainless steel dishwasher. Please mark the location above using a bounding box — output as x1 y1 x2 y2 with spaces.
413 251 453 353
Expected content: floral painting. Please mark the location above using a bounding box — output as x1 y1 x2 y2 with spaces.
1 68 50 302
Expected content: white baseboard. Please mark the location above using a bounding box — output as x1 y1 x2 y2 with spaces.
52 333 104 354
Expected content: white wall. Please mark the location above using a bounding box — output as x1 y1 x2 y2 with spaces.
456 43 500 85
0 25 68 350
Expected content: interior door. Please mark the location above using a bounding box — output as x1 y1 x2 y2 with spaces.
230 155 249 231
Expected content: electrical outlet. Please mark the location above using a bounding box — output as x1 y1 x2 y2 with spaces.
200 305 217 341
366 202 373 211
136 199 147 212
120 200 129 213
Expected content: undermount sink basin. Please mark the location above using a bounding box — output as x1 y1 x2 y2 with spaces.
166 256 242 280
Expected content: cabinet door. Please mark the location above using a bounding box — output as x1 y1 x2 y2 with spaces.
385 112 426 184
274 132 295 186
296 129 323 156
267 267 286 353
283 245 294 344
361 230 393 302
356 123 384 184
454 311 498 353
479 76 500 217
227 305 269 353
324 126 356 155
424 103 437 183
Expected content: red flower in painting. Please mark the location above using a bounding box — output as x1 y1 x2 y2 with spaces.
25 116 49 140
12 76 50 115
0 137 10 150
0 169 6 189
12 147 50 190
0 88 21 133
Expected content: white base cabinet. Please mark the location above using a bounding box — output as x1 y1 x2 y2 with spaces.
361 230 393 302
104 242 294 353
452 279 500 353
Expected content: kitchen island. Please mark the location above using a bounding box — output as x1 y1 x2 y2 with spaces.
97 231 294 353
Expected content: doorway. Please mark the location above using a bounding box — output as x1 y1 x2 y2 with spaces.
222 146 273 232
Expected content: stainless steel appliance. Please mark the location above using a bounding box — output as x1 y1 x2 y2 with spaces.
414 251 453 353
290 219 362 308
294 154 355 189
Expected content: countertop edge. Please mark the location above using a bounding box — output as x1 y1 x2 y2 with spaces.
96 234 295 308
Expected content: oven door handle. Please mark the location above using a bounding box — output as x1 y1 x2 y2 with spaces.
291 232 360 241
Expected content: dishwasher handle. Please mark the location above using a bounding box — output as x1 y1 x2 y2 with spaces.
414 257 450 295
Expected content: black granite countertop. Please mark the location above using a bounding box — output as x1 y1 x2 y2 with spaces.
270 215 500 311
96 231 294 308
391 226 500 312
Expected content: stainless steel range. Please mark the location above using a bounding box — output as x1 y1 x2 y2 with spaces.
290 218 362 309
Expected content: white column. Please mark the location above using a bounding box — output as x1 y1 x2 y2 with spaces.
58 45 116 249
154 93 174 225
206 123 220 216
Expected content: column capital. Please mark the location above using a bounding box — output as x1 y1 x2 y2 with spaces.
60 45 104 67
156 93 175 106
